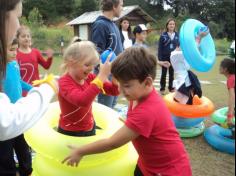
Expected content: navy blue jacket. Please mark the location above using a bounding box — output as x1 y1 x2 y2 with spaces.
91 16 123 56
158 32 179 61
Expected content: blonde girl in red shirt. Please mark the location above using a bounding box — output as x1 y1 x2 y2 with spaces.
58 38 119 137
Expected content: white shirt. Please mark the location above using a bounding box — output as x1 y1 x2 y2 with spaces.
230 40 235 53
122 31 133 49
0 84 54 141
170 50 191 89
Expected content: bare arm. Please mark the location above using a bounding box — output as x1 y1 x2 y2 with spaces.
62 125 139 167
228 88 235 117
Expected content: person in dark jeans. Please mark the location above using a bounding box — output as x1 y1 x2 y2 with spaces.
91 0 124 108
158 18 179 95
0 135 32 176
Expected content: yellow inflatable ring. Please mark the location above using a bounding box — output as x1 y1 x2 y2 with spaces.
25 102 138 176
164 93 215 118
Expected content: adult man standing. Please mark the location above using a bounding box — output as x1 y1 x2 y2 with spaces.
92 0 124 108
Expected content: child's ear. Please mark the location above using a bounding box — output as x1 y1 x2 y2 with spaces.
144 77 153 87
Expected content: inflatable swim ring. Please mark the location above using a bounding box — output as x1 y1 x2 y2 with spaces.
180 19 216 72
204 125 235 155
177 122 205 138
172 115 205 128
25 102 138 176
164 93 215 118
212 107 235 126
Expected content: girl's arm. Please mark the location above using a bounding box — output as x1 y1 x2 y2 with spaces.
158 35 164 61
62 125 139 167
59 77 101 107
0 84 55 141
227 88 235 124
103 81 119 96
36 49 53 69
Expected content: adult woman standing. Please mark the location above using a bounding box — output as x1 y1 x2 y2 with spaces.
119 17 133 49
0 0 56 142
158 19 179 95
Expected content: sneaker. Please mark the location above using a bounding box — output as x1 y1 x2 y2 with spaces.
160 90 166 95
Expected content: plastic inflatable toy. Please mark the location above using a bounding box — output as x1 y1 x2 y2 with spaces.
25 102 138 176
212 107 235 126
204 125 235 155
177 122 205 138
101 48 117 64
172 115 205 129
164 93 215 118
180 19 216 72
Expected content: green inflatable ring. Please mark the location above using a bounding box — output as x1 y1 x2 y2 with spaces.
177 122 205 138
25 102 138 176
212 107 235 125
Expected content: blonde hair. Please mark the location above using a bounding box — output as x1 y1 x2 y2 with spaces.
61 40 99 72
16 25 31 39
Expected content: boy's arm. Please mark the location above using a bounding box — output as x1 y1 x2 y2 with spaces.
62 125 138 167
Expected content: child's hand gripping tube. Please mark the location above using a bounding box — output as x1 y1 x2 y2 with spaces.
101 48 117 64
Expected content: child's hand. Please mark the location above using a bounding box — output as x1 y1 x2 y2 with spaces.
46 49 54 58
32 74 59 94
158 61 171 68
62 145 83 167
227 117 234 127
97 53 113 82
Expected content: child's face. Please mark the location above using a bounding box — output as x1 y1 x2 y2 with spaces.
18 30 31 47
118 78 152 101
7 44 18 61
219 66 227 75
136 31 147 42
69 57 99 81
167 21 176 32
121 20 130 31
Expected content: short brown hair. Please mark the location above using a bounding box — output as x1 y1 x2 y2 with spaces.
111 47 157 82
101 0 120 11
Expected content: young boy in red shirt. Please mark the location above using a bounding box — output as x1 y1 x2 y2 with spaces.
62 47 192 176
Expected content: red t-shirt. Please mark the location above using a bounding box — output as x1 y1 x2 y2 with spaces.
58 73 119 132
125 89 192 176
227 74 235 90
17 48 53 85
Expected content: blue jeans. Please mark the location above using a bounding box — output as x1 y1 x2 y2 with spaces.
98 94 117 109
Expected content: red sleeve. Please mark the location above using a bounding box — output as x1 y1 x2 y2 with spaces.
125 106 155 138
103 82 120 96
59 76 101 107
35 49 53 69
87 74 120 96
227 75 235 89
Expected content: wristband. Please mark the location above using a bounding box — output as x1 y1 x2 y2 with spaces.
33 74 58 94
91 78 105 94
227 114 234 119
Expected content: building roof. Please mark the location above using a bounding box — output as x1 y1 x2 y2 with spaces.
67 5 156 26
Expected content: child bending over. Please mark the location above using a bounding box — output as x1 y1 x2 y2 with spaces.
62 47 192 176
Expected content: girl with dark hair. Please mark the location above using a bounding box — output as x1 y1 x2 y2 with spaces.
158 18 179 95
119 17 133 49
220 58 235 129
0 0 57 142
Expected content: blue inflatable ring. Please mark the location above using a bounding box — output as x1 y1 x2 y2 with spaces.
204 125 235 155
180 19 216 72
172 115 205 128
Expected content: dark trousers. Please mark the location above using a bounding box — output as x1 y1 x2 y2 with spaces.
160 65 174 91
134 165 144 176
0 135 32 176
